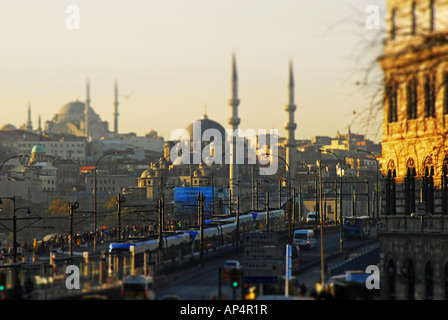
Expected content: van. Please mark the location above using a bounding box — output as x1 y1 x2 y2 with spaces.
293 229 316 250
121 275 155 300
306 212 316 224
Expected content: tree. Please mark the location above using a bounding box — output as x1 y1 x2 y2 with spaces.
47 199 69 216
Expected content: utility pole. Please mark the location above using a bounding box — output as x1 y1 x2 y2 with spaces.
68 201 79 257
236 196 240 250
198 193 205 266
117 193 125 241
158 194 164 268
266 191 270 231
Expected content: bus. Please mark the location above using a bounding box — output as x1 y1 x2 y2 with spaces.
121 275 155 300
343 216 371 239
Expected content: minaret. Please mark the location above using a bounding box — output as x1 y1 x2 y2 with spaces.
85 78 90 139
37 114 42 134
113 79 119 137
285 59 296 186
228 51 240 201
26 102 33 132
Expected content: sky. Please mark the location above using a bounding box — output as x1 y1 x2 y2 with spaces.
0 0 386 143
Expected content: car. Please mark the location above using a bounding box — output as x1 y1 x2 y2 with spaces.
223 260 242 270
159 294 182 300
306 212 316 223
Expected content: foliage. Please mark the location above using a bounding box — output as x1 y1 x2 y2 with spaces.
47 199 69 216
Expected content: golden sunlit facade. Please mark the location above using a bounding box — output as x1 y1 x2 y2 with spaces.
379 0 448 300
381 0 448 215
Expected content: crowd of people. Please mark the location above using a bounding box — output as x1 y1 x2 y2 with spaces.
1 219 196 258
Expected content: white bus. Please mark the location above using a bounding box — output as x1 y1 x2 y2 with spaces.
121 275 155 300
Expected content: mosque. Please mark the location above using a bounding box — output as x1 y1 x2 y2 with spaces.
44 79 117 141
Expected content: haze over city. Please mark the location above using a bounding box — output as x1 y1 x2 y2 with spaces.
0 0 384 142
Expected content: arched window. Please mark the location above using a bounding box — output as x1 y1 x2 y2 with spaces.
391 8 397 40
387 259 396 300
424 73 436 118
387 79 398 123
386 160 397 215
429 0 435 32
423 157 435 214
444 263 448 299
405 160 416 215
425 261 434 300
411 2 417 35
442 157 448 215
404 259 416 300
407 78 418 119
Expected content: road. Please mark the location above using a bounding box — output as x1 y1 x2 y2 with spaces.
154 227 379 300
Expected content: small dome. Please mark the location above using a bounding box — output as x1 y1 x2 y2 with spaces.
31 145 46 154
0 124 17 131
140 169 155 178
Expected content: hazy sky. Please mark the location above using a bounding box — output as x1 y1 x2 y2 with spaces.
0 0 385 142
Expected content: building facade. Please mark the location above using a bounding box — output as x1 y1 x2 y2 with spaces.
379 0 448 299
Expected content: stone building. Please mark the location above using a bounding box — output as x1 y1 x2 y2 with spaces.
379 0 448 299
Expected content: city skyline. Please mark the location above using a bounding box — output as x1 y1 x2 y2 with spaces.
0 0 385 142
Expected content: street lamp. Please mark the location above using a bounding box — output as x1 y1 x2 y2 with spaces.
0 197 31 263
94 152 120 252
68 201 80 257
356 149 380 219
319 149 344 253
266 152 293 242
316 159 325 285
0 154 29 174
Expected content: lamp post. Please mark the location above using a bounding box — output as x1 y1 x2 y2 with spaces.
227 178 239 215
94 152 119 252
0 197 31 263
356 149 380 219
117 193 126 241
319 149 344 253
266 152 293 242
68 201 80 257
317 159 325 285
0 154 29 173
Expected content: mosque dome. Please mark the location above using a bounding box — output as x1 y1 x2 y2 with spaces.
55 100 98 124
0 124 17 131
31 145 46 154
185 112 226 142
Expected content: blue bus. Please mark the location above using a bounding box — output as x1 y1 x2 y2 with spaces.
343 216 371 239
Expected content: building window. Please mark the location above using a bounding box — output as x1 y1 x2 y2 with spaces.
387 260 396 300
423 160 435 214
429 0 435 32
411 2 417 35
424 74 436 117
444 73 448 115
386 168 397 215
442 157 448 215
425 261 434 300
405 259 416 300
444 263 448 300
405 165 416 215
407 78 418 119
391 8 397 40
387 80 398 122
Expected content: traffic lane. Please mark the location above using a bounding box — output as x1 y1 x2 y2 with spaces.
298 230 377 267
156 259 244 300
